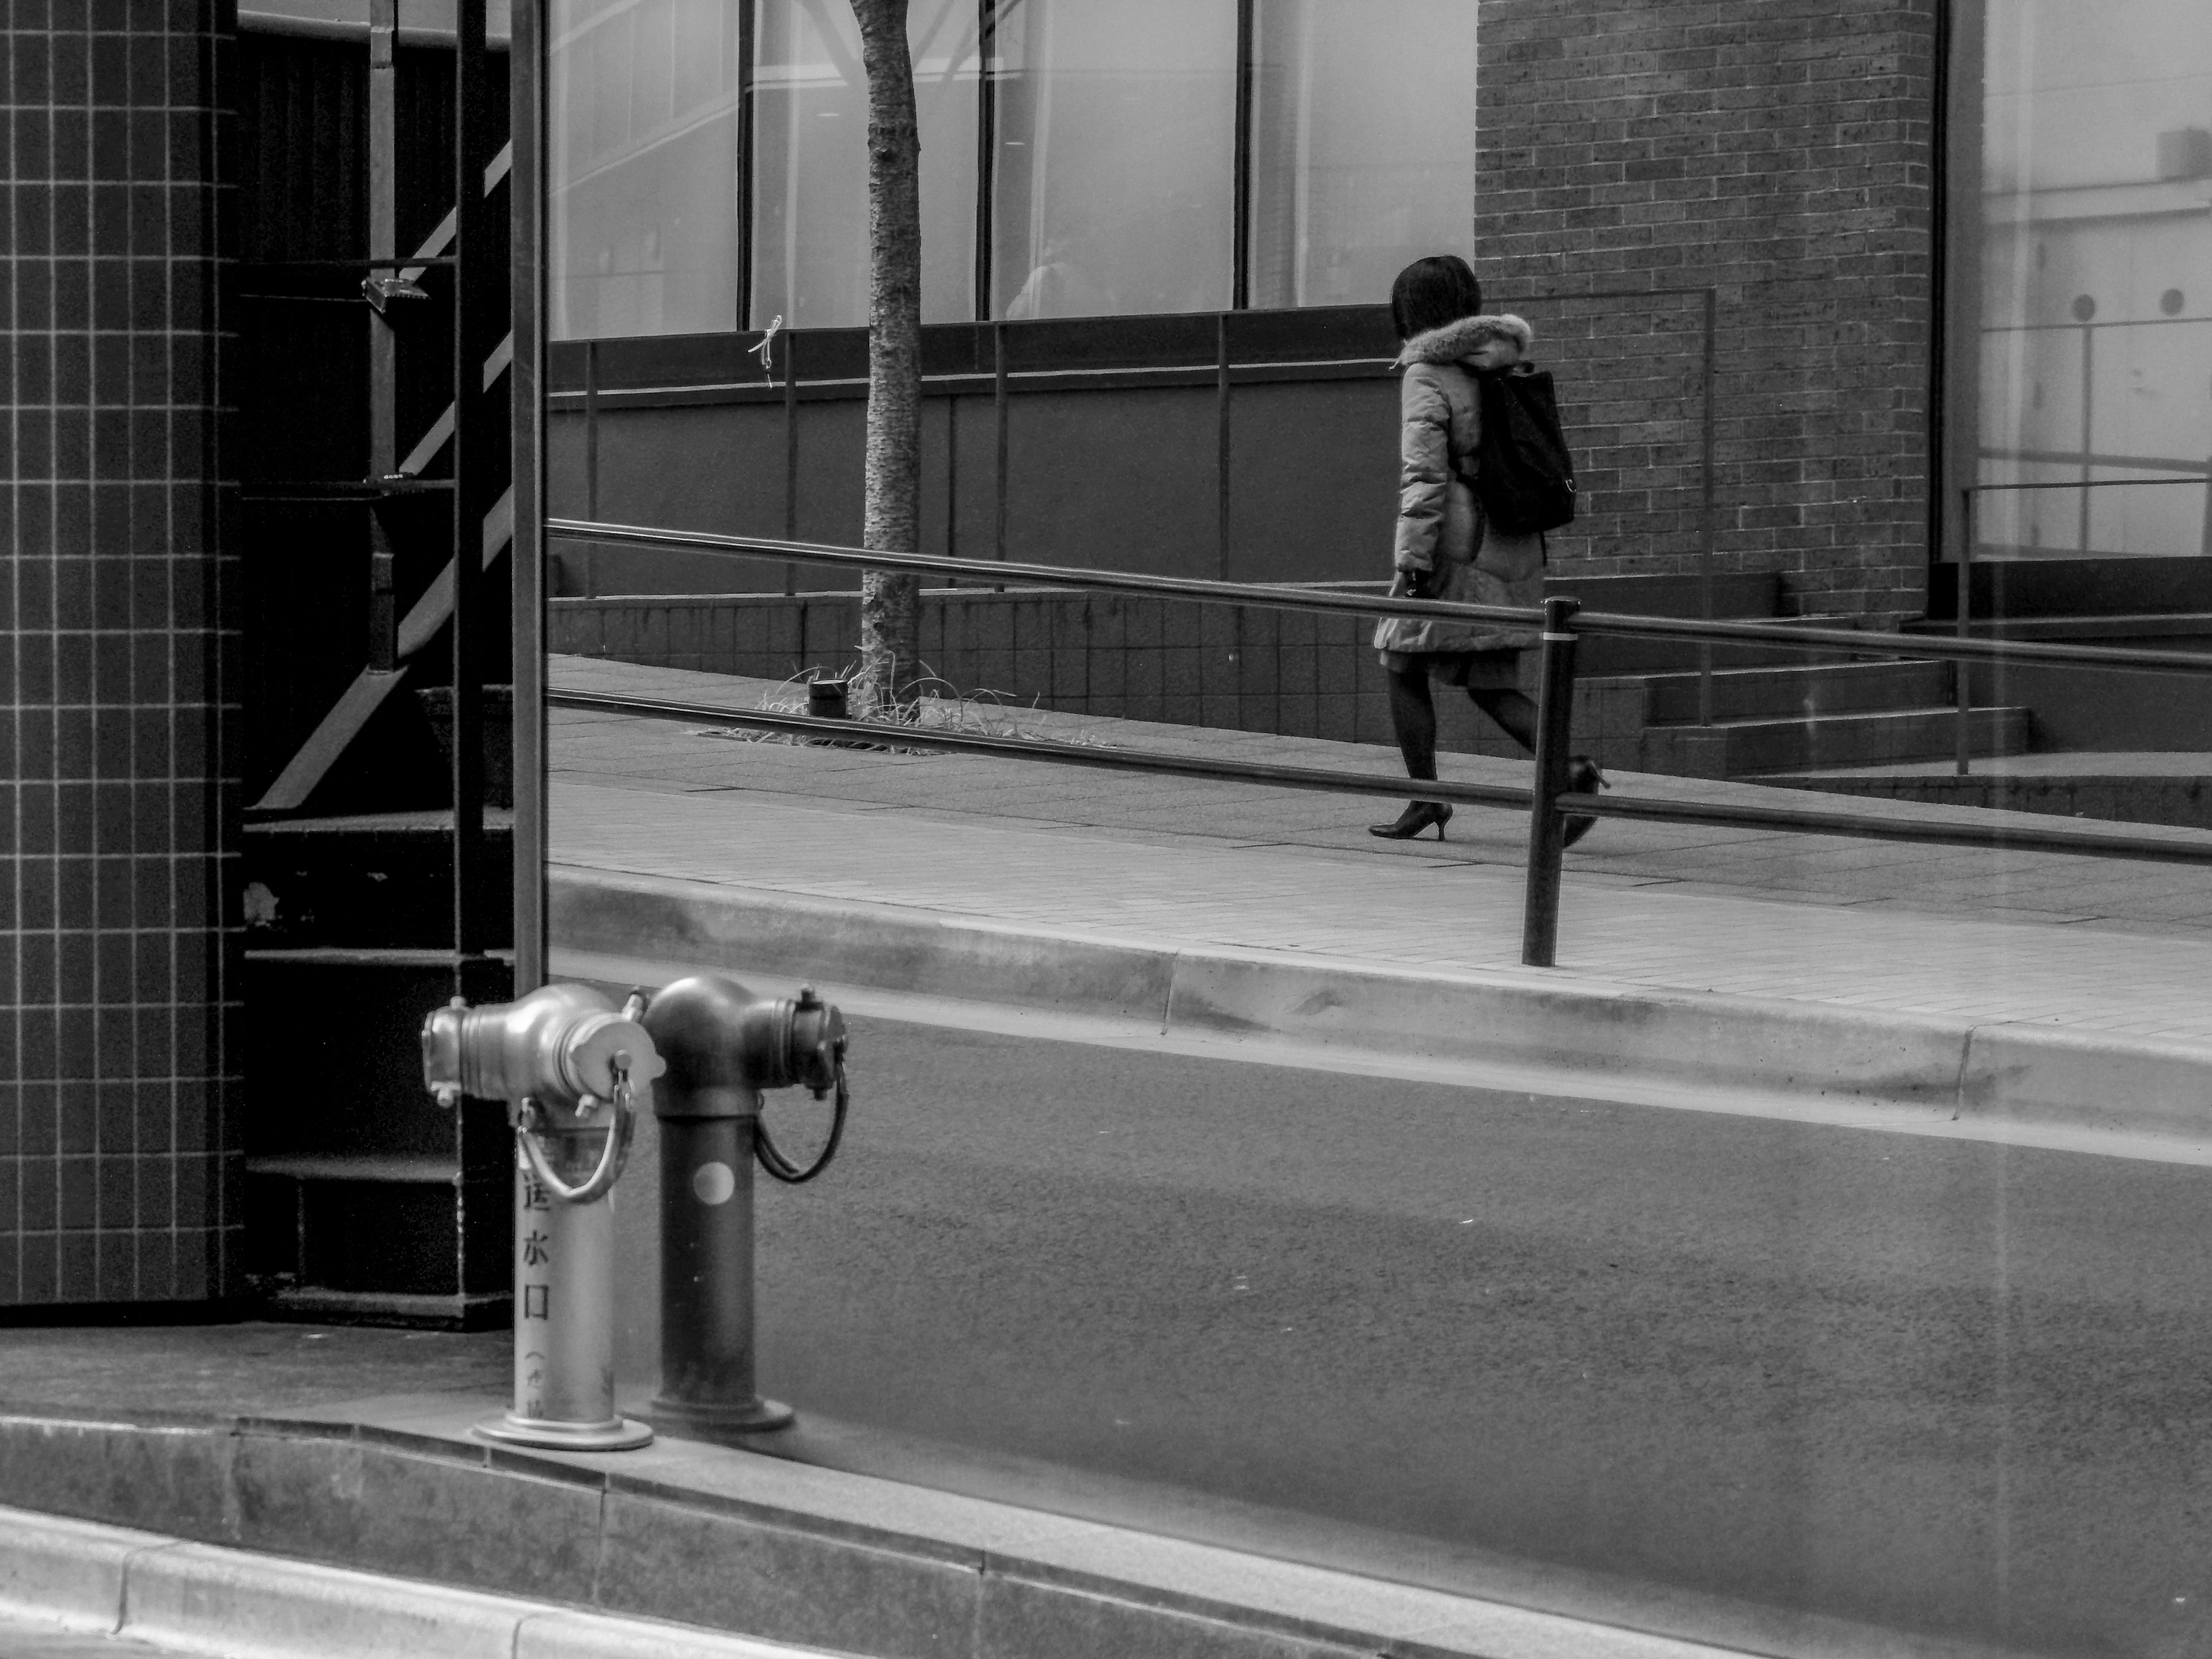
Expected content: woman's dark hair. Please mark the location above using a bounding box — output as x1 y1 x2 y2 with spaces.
1389 255 1483 342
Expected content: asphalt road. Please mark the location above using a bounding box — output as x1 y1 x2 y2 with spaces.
604 1012 2212 1659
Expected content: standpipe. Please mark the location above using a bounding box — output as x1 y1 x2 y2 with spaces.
421 984 666 1450
642 974 849 1441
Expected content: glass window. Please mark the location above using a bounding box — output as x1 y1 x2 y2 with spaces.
1247 0 1476 311
1976 1 2212 557
751 0 980 329
549 0 746 339
989 0 1237 319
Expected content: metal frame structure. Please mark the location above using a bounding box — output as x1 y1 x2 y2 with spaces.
236 1 519 1325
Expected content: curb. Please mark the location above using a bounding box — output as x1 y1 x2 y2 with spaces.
551 864 2212 1152
0 1413 1766 1659
0 1503 822 1659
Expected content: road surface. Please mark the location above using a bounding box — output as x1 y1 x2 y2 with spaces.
601 1012 2212 1659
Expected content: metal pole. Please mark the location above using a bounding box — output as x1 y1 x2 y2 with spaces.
1521 594 1580 968
1231 0 1253 312
945 384 959 566
366 0 399 671
1698 286 1717 726
582 339 599 598
511 0 550 993
782 330 798 596
452 0 495 973
1956 486 1973 777
994 320 1009 590
974 0 997 321
2078 323 2094 555
1216 313 1233 581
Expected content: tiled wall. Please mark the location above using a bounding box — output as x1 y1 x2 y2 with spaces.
2 2 241 1306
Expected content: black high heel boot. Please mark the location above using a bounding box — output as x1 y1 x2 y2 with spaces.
1560 757 1608 849
1369 800 1453 840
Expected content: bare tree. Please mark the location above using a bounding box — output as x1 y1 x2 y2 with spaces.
848 0 923 714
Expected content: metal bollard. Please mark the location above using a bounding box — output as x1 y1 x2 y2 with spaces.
642 974 848 1442
422 983 666 1450
806 677 851 721
1521 594 1581 968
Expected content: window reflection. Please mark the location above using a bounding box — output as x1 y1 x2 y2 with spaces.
546 0 1478 338
751 0 980 328
990 0 1237 319
1247 0 1476 310
1978 0 2212 557
549 0 745 339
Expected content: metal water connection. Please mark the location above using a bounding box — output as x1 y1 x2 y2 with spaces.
642 974 849 1440
421 983 666 1450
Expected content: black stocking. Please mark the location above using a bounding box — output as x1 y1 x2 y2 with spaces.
1469 687 1537 755
1384 667 1440 783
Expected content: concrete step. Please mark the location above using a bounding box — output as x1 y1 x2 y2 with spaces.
243 810 514 949
1642 660 1952 726
1641 704 2033 779
1578 614 1869 677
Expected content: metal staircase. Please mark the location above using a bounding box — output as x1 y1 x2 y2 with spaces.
235 2 514 1326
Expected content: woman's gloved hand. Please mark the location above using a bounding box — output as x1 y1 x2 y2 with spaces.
1392 565 1438 601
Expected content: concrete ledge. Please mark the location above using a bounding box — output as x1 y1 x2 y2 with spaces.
0 1412 1764 1659
555 868 1176 1027
0 1503 814 1659
0 1505 171 1631
1163 947 1969 1108
1961 1024 2212 1147
552 865 2212 1152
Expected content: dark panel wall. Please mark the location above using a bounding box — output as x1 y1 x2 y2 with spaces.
1476 0 1942 619
2 1 241 1306
546 373 1404 596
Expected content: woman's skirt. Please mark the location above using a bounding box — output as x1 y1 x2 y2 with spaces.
1377 646 1524 690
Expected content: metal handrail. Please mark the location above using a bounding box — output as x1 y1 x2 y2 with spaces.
548 517 2212 677
552 692 2212 870
543 517 2212 967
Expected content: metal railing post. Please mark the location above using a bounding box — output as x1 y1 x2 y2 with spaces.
1956 484 1974 777
1521 594 1581 968
1698 285 1717 726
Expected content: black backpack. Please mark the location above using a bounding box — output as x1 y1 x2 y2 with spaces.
1467 364 1578 536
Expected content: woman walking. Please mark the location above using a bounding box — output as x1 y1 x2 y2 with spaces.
1369 255 1602 843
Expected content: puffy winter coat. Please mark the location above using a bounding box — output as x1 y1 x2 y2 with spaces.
1371 313 1546 658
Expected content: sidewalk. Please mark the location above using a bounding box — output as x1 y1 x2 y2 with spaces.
549 656 2212 1141
0 1326 1766 1659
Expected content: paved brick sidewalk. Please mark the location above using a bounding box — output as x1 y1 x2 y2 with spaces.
550 656 2212 1046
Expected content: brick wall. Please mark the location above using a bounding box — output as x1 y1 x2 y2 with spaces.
2 1 242 1308
1478 0 1940 619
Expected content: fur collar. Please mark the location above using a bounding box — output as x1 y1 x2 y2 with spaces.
1395 312 1534 368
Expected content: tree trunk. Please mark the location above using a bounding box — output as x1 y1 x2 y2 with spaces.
849 0 923 714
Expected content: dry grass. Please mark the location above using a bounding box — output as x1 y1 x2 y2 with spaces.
694 664 1113 752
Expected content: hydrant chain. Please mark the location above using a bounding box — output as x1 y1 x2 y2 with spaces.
755 1049 849 1184
515 1064 637 1206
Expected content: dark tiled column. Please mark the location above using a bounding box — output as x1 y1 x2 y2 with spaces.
3 1 240 1307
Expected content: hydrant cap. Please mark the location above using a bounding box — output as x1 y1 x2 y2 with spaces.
639 974 762 1093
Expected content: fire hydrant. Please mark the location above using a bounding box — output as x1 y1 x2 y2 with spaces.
642 974 847 1441
421 983 666 1451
